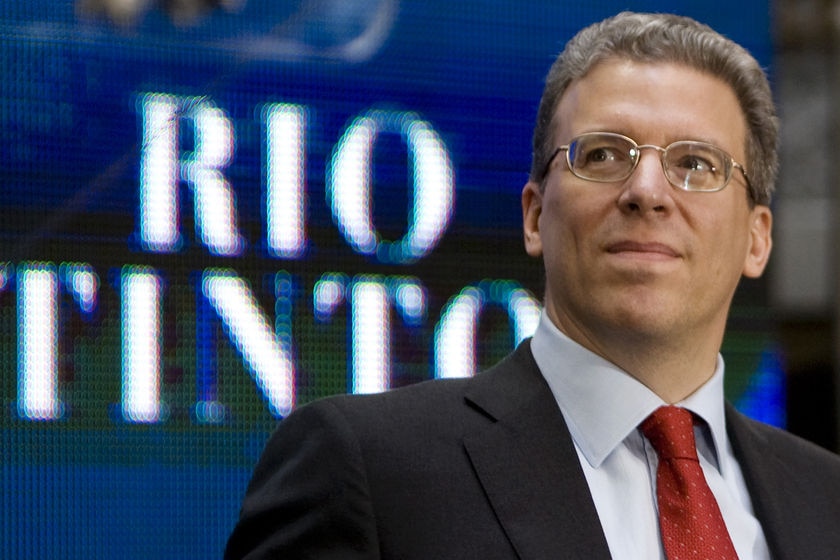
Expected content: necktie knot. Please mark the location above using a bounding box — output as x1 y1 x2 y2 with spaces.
641 406 698 461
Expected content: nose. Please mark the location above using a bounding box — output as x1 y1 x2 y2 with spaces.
616 149 675 216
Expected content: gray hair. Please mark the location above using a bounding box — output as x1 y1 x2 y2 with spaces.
530 12 778 206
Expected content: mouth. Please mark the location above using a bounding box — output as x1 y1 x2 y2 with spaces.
605 241 681 261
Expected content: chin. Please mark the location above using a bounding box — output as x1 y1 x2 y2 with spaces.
592 297 680 337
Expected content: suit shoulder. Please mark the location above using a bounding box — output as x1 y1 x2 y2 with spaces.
752 416 837 456
310 375 474 418
297 340 538 429
732 410 840 474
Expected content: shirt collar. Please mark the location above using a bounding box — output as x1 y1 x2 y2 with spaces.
530 312 729 471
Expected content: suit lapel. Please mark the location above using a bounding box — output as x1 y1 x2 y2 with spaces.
726 404 831 560
726 406 791 557
462 342 611 559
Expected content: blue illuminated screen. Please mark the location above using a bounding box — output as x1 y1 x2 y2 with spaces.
0 1 779 558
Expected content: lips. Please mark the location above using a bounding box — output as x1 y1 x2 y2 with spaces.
605 241 681 259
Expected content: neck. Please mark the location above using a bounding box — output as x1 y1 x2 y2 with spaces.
604 338 719 403
551 313 724 403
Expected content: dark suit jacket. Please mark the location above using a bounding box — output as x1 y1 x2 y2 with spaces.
225 341 840 559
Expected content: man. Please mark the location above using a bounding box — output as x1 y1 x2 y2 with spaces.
225 12 840 559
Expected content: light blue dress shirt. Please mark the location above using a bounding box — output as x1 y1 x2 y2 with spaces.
529 313 771 559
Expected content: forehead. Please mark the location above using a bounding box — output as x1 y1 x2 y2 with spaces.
553 59 747 155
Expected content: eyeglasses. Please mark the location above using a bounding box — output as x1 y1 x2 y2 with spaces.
542 132 749 193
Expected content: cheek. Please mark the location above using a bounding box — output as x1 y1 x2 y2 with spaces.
539 195 603 275
542 188 602 235
693 211 752 279
539 196 577 253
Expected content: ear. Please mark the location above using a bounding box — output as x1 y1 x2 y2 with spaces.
742 205 773 278
522 180 544 257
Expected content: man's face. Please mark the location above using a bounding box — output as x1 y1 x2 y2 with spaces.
522 59 772 357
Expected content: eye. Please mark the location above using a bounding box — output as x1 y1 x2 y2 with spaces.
675 155 717 174
586 146 621 164
566 133 636 181
574 142 631 170
667 143 726 178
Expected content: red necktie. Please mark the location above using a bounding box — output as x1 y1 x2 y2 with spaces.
640 406 739 560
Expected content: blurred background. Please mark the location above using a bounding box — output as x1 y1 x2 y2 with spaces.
772 0 839 455
0 0 835 558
